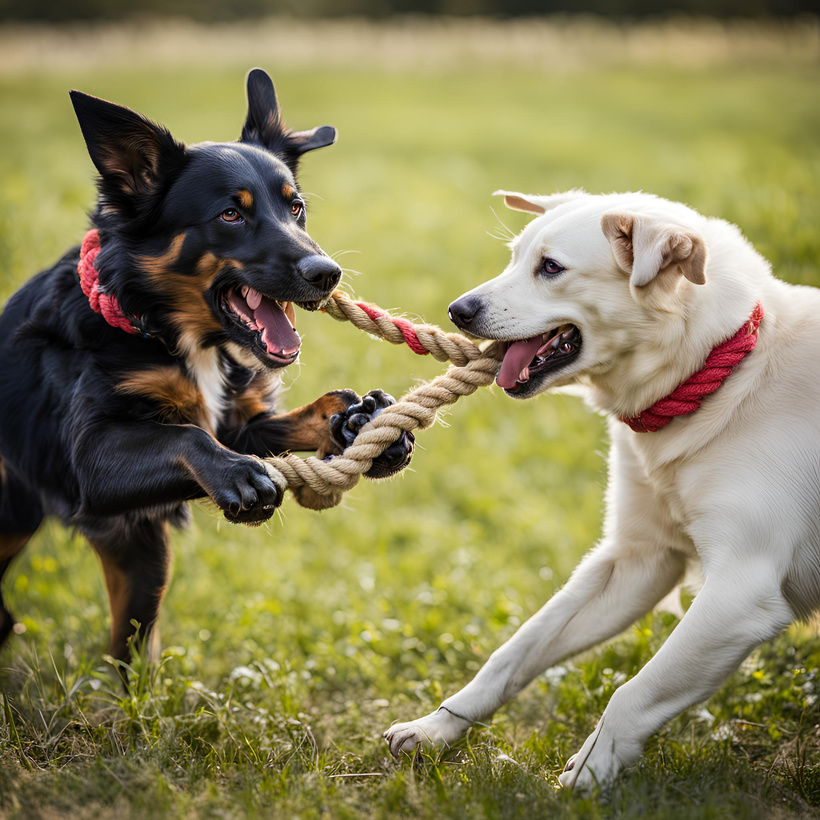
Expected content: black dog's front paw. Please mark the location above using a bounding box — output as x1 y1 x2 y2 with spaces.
329 389 415 480
211 456 284 525
329 389 392 449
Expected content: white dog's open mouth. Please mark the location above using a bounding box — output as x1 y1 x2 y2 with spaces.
496 324 582 392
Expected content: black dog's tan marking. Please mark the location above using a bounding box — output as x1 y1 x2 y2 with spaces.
0 69 413 674
117 367 209 427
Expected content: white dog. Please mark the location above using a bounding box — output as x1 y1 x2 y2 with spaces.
383 190 820 791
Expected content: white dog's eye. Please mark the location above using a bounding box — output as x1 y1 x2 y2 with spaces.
542 258 565 277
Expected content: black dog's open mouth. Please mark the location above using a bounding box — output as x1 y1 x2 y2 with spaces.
222 285 301 365
496 324 582 392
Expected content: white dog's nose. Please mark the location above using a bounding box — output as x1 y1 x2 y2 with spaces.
448 295 483 329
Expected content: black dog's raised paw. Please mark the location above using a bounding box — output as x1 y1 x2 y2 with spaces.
210 455 283 526
329 389 415 479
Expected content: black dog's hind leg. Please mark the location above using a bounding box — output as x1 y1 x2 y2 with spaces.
0 462 44 648
87 517 171 670
0 543 31 647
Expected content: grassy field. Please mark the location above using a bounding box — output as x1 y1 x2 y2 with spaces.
1 18 820 819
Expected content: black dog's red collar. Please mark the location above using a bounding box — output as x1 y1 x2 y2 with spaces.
78 229 142 335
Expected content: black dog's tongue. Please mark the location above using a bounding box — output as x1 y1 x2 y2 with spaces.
245 288 300 357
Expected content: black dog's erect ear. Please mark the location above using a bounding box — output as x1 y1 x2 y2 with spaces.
240 68 336 172
241 68 283 148
70 90 186 215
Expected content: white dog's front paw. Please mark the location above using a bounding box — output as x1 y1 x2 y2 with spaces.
558 751 601 793
383 707 471 758
557 714 641 792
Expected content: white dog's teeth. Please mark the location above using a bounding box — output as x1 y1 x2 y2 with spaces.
241 285 250 299
519 366 529 382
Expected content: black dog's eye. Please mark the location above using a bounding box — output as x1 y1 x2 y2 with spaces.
542 258 565 276
291 201 304 218
221 209 243 223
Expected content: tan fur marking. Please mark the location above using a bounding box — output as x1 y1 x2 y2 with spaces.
233 387 271 424
281 393 356 456
282 184 294 200
139 233 186 279
117 367 207 426
0 533 30 562
227 371 277 426
164 252 224 342
94 550 131 656
143 245 248 344
237 189 253 210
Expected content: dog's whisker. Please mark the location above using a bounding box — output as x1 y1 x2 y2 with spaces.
488 206 516 240
330 249 362 262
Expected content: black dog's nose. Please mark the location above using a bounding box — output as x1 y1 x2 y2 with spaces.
297 255 342 291
448 295 483 329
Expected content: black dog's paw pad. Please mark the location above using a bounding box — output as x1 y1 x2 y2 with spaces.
215 458 283 525
330 389 397 449
366 431 415 480
329 388 413 479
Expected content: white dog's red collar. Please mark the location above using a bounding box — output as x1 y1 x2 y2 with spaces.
620 303 764 433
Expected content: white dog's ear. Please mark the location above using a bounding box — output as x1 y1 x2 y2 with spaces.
494 189 585 215
601 212 707 287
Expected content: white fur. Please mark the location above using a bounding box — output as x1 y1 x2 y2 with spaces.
179 331 227 434
383 191 820 791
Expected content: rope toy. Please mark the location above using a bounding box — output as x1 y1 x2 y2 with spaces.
620 302 763 433
264 291 504 510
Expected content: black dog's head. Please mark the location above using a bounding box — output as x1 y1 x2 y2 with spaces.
70 69 341 369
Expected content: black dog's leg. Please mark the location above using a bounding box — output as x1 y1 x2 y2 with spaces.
0 462 44 648
0 550 27 648
73 421 283 524
226 389 414 478
225 390 361 458
87 517 171 670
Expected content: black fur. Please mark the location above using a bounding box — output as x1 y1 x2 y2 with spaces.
0 70 413 669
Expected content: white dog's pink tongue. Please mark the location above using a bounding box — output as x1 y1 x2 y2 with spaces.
497 337 544 389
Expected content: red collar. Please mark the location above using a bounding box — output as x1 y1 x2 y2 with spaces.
619 302 764 433
78 229 141 335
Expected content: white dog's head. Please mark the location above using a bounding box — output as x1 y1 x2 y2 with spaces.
449 190 715 404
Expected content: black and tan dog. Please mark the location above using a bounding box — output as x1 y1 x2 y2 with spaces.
0 69 412 667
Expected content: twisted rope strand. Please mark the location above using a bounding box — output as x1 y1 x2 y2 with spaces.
265 290 502 510
321 291 484 366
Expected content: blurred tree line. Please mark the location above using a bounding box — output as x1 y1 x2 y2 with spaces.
0 0 816 22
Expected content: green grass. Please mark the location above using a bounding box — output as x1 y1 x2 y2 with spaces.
1 21 820 819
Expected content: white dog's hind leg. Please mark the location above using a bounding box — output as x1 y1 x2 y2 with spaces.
558 569 794 792
384 540 686 757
